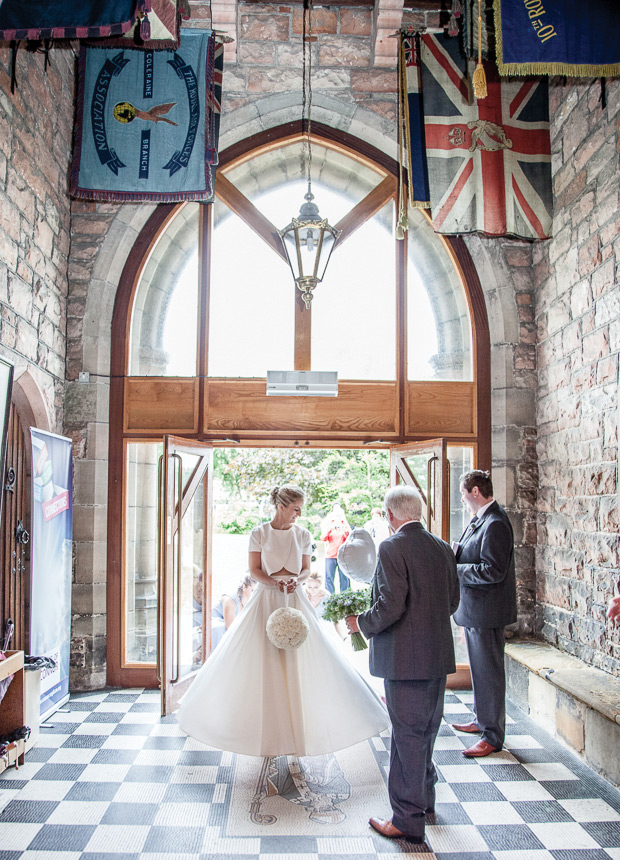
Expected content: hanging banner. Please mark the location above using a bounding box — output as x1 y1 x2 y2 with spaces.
400 33 430 209
71 29 221 202
30 429 73 720
494 0 620 78
420 33 552 240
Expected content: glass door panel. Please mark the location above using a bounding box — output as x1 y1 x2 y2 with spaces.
390 439 471 688
448 445 475 545
125 442 162 666
159 437 212 715
390 439 447 538
447 445 475 668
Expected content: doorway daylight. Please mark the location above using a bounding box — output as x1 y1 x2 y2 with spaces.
210 447 390 636
208 446 470 677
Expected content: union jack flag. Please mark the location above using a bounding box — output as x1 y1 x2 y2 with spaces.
401 33 430 208
420 33 552 240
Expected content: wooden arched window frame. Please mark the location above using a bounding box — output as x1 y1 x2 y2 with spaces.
107 123 490 687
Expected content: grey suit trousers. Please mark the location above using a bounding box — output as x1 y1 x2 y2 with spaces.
465 626 506 749
384 676 446 839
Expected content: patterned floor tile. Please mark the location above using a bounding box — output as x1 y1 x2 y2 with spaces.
527 821 602 849
0 690 617 860
460 801 525 825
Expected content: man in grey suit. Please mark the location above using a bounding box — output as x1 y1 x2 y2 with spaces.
346 485 459 844
453 470 517 757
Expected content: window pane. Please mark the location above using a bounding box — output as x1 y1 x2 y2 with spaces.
312 202 396 380
223 141 386 219
172 456 206 674
448 444 474 665
448 445 474 544
208 201 294 377
125 442 161 664
407 210 473 380
129 204 199 376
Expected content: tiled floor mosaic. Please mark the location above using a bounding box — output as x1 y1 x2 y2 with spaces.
0 689 619 859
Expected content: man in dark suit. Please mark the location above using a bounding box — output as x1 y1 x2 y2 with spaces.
453 470 517 757
346 485 459 844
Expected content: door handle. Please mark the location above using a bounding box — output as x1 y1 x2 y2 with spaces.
16 521 29 545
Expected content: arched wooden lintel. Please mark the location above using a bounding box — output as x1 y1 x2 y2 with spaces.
106 122 492 687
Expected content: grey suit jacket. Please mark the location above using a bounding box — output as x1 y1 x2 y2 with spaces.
357 521 459 681
453 501 517 629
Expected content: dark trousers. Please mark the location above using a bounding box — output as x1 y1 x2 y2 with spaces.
465 626 506 749
324 557 349 594
384 676 446 840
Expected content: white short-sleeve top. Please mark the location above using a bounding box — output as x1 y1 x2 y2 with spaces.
248 522 312 576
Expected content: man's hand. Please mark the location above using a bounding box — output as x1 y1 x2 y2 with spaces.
345 615 360 634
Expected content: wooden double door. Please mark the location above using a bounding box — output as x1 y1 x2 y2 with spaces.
391 440 471 688
158 437 213 715
155 437 470 716
0 404 29 653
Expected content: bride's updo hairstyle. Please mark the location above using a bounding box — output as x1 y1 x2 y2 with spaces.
270 485 305 509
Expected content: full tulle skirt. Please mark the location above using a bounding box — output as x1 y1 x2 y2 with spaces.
177 580 389 757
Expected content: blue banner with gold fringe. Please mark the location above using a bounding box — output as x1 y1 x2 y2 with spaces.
71 29 220 202
494 0 620 77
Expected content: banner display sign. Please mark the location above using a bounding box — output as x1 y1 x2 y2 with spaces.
30 429 73 720
71 29 221 203
494 0 620 78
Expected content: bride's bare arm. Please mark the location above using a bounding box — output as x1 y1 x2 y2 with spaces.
248 551 277 587
296 555 312 583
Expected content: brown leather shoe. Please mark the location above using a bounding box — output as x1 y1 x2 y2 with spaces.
462 740 499 757
452 721 481 733
369 817 424 843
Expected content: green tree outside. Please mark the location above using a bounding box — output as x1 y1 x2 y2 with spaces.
214 448 390 538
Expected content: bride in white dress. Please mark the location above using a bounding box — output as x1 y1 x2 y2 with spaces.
177 485 389 757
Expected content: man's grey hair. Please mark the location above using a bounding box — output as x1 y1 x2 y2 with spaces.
384 485 423 522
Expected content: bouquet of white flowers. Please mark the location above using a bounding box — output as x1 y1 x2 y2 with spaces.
322 587 372 651
266 606 309 650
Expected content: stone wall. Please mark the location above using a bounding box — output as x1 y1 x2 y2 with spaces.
192 1 445 123
0 43 75 428
535 77 620 676
463 233 538 636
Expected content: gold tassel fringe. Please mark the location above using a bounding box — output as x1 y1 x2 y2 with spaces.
473 62 487 99
473 0 486 99
493 0 620 78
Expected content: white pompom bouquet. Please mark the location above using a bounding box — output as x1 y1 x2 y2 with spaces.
322 587 372 651
266 605 309 650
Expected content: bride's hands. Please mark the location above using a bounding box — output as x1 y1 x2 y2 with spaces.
278 578 297 594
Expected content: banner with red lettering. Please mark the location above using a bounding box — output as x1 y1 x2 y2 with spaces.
494 0 620 77
30 429 73 720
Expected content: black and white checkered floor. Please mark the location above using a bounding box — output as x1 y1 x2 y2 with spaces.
1 689 619 859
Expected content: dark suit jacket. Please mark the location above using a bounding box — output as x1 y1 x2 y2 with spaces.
357 521 459 681
454 501 517 629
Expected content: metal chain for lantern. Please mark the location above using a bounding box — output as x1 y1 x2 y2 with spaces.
279 0 341 310
302 0 313 204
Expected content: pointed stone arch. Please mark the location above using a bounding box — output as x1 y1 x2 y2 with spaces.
66 99 531 688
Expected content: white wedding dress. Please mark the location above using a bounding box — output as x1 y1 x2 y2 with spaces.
177 522 389 757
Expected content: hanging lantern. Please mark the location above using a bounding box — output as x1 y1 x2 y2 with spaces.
280 188 340 309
